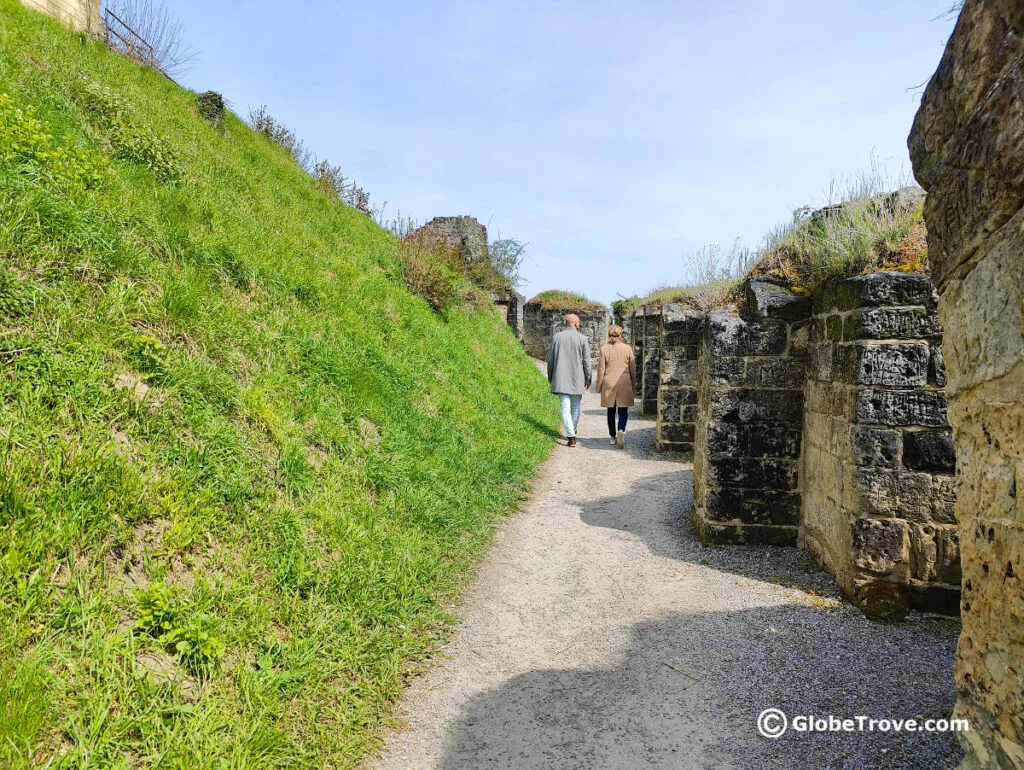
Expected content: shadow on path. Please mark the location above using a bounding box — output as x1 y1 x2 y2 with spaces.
436 605 962 769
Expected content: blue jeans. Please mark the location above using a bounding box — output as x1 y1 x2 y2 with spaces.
559 394 582 438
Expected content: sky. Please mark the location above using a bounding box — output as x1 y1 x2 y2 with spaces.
170 1 958 306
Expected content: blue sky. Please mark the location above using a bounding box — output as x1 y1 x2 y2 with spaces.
172 1 956 305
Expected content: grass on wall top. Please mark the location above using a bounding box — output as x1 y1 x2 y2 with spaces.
0 1 559 765
526 289 607 312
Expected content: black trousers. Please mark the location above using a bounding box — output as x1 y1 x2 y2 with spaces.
607 406 629 437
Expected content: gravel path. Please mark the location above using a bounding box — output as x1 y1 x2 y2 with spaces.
371 384 962 769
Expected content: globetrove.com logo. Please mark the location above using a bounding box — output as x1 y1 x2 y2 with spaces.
757 708 969 739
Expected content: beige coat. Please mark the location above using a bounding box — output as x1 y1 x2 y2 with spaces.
596 340 637 408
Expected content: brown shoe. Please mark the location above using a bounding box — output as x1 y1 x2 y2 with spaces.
567 437 577 447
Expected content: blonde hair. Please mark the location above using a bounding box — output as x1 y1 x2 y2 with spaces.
607 325 624 342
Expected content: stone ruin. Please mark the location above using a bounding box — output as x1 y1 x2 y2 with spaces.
909 0 1024 764
489 291 526 341
413 215 489 269
642 271 959 621
522 299 609 367
413 216 524 340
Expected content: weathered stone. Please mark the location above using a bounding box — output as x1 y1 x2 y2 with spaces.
929 342 947 387
835 272 937 310
414 215 489 267
694 519 798 547
851 517 909 575
903 430 956 473
909 0 1024 290
910 1 1024 760
705 422 802 459
854 389 949 427
708 357 744 386
706 308 788 357
930 474 958 524
910 523 940 581
853 580 910 621
851 426 901 467
705 488 802 526
851 467 900 517
708 389 804 424
897 471 935 522
745 358 805 389
853 343 930 387
705 457 798 491
844 306 942 341
744 277 811 321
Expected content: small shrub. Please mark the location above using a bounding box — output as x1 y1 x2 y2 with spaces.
135 582 225 676
247 104 312 171
128 334 166 376
196 91 225 126
397 235 460 312
75 82 183 182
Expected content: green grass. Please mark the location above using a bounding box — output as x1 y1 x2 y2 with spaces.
0 3 559 766
753 189 927 293
525 289 606 312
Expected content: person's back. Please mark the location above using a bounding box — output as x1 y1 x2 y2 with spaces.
547 314 592 446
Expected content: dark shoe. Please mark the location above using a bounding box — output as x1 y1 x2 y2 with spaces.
567 437 577 447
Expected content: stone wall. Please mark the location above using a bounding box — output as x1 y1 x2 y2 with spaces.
655 304 703 452
522 303 608 366
22 0 101 34
800 273 958 620
909 1 1024 764
631 307 646 397
692 300 808 546
490 292 525 340
641 306 662 415
413 216 488 269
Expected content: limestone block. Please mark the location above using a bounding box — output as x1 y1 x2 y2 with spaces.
706 308 788 357
853 343 930 387
705 457 798 491
745 358 805 389
854 389 949 427
851 426 901 467
836 273 938 311
844 307 942 341
851 467 900 517
909 0 1024 289
851 517 909 576
937 209 1024 396
708 358 744 386
903 429 956 473
708 388 804 424
704 488 801 526
744 277 812 321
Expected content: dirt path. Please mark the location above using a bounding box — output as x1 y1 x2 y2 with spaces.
372 385 961 769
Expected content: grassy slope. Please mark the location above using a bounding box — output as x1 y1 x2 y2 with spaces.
0 3 558 765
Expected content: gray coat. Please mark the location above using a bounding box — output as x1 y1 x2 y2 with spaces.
547 328 592 395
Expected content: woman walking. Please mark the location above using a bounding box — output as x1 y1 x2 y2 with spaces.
595 325 637 448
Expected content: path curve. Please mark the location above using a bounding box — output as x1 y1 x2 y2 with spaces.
372 381 961 769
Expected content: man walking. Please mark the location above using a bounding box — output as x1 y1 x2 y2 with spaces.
547 313 592 447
